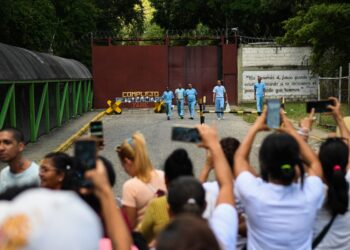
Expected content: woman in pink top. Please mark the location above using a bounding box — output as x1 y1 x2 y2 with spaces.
116 132 166 229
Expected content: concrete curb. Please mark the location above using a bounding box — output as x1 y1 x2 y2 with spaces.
54 111 106 152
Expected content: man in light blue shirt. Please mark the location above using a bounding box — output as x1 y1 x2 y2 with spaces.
213 80 228 120
175 83 186 119
185 83 198 120
254 76 266 116
0 128 39 193
162 86 174 120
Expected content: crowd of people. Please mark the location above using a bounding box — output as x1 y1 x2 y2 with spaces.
0 97 349 250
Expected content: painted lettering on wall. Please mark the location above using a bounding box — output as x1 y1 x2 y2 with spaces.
242 70 317 100
122 91 160 97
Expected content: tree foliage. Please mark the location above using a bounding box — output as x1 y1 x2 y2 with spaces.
279 3 350 75
0 0 144 67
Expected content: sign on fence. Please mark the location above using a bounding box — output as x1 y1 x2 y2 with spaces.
242 70 317 100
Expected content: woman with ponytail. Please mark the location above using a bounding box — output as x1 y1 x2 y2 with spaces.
116 132 166 229
158 125 238 250
234 108 324 250
312 97 350 249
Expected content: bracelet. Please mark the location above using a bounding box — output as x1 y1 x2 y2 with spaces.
297 127 310 140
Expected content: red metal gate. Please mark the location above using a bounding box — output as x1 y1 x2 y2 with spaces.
92 40 237 108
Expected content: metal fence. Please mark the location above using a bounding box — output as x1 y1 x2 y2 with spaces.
317 64 350 128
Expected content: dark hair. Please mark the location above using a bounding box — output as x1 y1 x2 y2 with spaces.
319 138 349 215
0 127 24 142
167 176 205 217
98 156 116 187
44 152 73 190
220 137 240 171
0 184 38 200
157 215 220 250
164 148 194 184
259 133 304 186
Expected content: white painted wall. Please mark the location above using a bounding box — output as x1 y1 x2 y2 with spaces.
238 45 316 102
242 47 312 67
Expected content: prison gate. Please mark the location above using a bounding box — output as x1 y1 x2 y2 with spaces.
92 38 238 109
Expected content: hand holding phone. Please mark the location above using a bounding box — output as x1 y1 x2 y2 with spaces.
267 99 281 129
90 121 104 148
171 125 201 143
306 100 335 113
74 139 97 187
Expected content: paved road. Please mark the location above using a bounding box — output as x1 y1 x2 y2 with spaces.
1 108 326 197
84 110 270 196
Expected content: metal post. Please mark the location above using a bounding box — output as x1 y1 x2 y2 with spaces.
339 66 342 102
10 83 16 127
44 82 50 133
56 82 61 127
0 84 15 129
29 83 36 142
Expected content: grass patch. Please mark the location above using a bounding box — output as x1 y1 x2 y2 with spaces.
238 102 350 132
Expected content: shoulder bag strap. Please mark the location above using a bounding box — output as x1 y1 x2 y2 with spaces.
312 214 337 249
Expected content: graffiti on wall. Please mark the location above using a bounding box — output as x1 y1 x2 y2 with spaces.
242 70 317 100
118 91 161 104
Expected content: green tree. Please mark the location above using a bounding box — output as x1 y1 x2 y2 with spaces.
0 0 56 51
279 3 350 75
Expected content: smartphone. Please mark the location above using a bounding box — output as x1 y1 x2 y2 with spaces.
267 99 281 129
171 125 201 143
90 121 104 147
74 140 97 186
306 100 334 113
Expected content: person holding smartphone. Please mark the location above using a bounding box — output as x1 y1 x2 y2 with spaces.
254 76 266 116
213 80 228 120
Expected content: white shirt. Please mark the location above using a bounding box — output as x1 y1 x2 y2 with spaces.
0 162 40 193
204 181 247 250
313 170 350 250
213 85 226 98
235 171 325 250
209 204 238 250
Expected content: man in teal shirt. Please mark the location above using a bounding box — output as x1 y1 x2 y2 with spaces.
185 83 197 120
162 86 174 120
254 76 266 116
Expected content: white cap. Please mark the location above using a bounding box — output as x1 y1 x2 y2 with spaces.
0 189 103 250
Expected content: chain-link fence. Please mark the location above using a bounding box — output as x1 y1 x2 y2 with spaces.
318 65 350 129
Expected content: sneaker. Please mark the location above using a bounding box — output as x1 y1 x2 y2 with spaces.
190 117 194 120
167 117 170 120
217 118 221 120
180 116 184 119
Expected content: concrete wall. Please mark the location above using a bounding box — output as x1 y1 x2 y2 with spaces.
238 44 317 103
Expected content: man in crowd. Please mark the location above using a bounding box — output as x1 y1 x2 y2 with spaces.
0 128 39 192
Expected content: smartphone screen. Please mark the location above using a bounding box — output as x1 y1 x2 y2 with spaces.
267 99 281 129
74 140 97 171
306 100 334 113
90 121 103 139
171 126 201 143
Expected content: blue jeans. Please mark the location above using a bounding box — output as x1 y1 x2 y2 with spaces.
177 99 184 117
215 97 225 118
188 100 196 118
256 96 264 113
